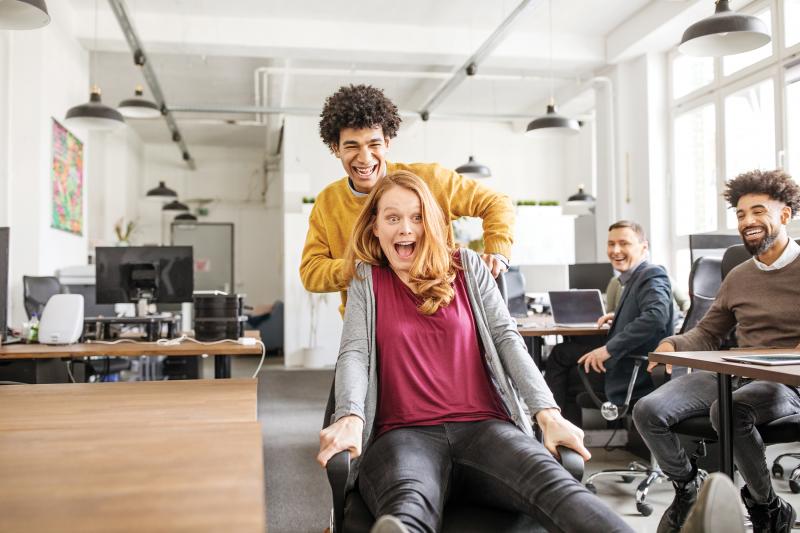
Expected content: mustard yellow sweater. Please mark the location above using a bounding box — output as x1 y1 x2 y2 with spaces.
299 161 515 312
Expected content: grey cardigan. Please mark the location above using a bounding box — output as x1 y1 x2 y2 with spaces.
333 249 557 481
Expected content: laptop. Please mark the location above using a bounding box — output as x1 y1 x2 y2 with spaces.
548 289 605 328
721 354 800 366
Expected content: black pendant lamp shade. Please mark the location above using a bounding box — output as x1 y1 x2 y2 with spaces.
526 103 581 136
567 186 595 204
65 86 126 130
118 86 160 119
174 212 198 222
162 200 190 212
0 0 50 30
679 0 770 57
146 181 177 201
455 156 491 179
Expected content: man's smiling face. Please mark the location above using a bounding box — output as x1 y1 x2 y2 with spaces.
736 193 790 256
334 126 390 193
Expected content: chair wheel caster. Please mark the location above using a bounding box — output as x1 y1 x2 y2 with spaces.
771 463 784 478
636 502 653 517
585 483 596 494
790 479 800 494
621 475 636 483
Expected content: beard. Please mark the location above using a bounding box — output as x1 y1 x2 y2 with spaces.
741 225 779 256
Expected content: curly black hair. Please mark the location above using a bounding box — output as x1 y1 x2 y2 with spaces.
723 169 800 216
318 84 402 152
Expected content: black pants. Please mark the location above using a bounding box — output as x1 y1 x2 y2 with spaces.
358 420 633 533
544 336 606 425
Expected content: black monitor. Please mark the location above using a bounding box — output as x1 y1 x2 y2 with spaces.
95 246 194 304
0 228 8 342
568 262 614 292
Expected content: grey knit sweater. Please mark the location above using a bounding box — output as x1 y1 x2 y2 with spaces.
333 248 557 481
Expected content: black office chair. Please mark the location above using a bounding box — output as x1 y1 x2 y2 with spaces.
322 379 585 533
323 272 585 532
671 243 800 501
22 275 64 319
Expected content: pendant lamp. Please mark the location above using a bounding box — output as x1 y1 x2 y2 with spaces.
174 213 198 222
64 0 125 130
679 0 770 57
65 86 125 130
526 0 580 137
162 199 189 212
566 185 595 205
146 181 177 201
0 0 50 30
456 156 492 179
118 86 160 119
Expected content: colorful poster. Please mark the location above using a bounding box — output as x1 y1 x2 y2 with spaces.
50 119 83 235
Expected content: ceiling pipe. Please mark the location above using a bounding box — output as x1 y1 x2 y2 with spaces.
107 0 196 170
250 66 573 83
417 0 541 121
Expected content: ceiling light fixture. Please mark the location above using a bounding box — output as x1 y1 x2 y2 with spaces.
526 0 580 137
679 0 770 57
174 213 198 222
0 0 50 30
456 156 492 180
162 199 189 212
118 85 160 119
566 185 595 205
64 0 125 130
146 181 177 201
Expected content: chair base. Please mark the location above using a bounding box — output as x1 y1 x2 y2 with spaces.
584 460 671 516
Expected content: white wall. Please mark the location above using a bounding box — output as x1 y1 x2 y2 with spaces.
138 143 280 306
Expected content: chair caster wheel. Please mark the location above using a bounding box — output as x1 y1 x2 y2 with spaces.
585 483 597 494
771 463 784 478
790 479 800 494
621 475 636 484
636 502 653 517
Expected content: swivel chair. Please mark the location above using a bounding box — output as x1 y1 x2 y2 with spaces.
323 272 585 532
671 244 800 502
22 275 64 319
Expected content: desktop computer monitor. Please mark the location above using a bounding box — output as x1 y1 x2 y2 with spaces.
568 262 614 292
0 228 8 342
95 246 194 305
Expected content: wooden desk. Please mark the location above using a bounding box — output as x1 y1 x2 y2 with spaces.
0 340 262 378
0 422 266 533
0 378 258 431
650 349 800 477
517 315 608 367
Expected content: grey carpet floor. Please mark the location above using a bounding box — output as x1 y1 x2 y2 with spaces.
258 367 333 533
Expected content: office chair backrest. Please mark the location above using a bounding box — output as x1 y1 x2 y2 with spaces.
23 275 64 319
679 256 722 334
721 239 800 280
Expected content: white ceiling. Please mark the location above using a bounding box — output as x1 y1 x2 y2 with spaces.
67 0 692 149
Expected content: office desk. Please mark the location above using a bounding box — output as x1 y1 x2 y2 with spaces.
649 349 800 477
0 340 262 378
0 378 257 431
517 315 608 367
0 422 266 533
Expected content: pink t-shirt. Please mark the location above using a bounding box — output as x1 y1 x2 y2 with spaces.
372 261 509 437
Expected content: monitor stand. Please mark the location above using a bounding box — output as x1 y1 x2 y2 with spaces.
136 297 151 318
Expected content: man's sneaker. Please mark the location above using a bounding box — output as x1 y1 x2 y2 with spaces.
681 473 745 533
657 466 702 533
741 485 796 533
371 515 410 533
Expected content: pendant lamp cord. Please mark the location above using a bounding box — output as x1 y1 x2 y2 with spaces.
548 0 554 105
91 0 98 90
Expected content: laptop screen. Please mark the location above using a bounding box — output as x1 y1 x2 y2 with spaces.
548 289 605 325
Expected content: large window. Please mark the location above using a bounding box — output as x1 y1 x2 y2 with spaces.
674 104 717 235
723 8 772 76
786 0 800 48
788 69 800 179
672 55 714 99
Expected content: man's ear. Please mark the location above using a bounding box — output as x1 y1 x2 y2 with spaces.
384 137 391 150
332 145 341 159
780 205 792 225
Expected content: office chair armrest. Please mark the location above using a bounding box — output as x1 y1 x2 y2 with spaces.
326 450 350 533
557 445 584 481
577 356 644 420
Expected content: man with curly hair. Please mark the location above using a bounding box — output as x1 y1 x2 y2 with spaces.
633 169 800 533
300 84 515 314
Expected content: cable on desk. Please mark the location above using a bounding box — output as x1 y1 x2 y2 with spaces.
251 340 266 379
66 360 77 383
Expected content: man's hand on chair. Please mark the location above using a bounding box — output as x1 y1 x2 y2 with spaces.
647 341 675 374
481 254 508 278
317 414 364 468
577 346 611 373
536 408 591 461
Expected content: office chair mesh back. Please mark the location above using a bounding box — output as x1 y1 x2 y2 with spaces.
22 275 63 319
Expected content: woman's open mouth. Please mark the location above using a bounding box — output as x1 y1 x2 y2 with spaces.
394 241 416 259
